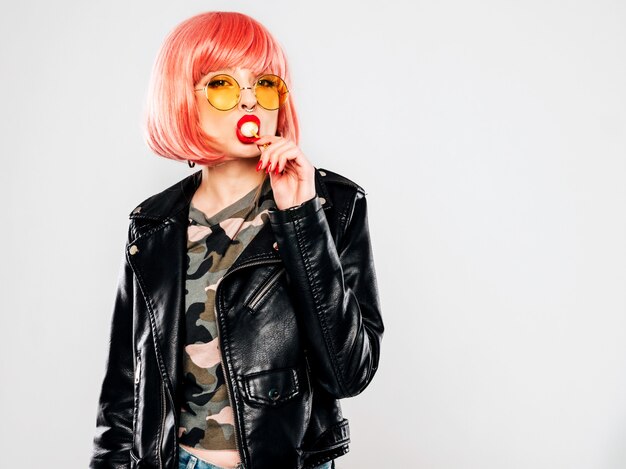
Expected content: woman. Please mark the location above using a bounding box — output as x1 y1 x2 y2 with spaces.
90 11 384 469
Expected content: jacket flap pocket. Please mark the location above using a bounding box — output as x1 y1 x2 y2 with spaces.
243 367 300 406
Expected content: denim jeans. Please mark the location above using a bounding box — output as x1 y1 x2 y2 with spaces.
178 445 333 469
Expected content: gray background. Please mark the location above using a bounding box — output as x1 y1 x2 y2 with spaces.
1 0 625 468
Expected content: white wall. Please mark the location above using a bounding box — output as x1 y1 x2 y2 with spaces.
1 1 625 467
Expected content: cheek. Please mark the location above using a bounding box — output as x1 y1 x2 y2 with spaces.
196 106 211 134
262 113 279 134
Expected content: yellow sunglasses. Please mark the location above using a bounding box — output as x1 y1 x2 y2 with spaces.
194 73 289 111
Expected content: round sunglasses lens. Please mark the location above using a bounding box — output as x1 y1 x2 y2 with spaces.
255 75 288 110
205 74 239 110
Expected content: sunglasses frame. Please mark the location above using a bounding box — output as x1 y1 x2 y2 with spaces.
194 73 289 111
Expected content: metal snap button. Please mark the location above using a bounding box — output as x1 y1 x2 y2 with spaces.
319 197 326 205
132 206 142 214
129 245 139 255
319 170 326 176
268 388 280 400
272 241 279 250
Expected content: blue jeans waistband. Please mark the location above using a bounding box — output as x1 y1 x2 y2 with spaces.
177 445 333 469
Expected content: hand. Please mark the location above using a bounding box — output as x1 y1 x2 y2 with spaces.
255 135 316 210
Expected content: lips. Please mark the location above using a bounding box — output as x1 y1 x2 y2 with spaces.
236 115 261 144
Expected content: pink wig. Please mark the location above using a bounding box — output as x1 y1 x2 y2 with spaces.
142 11 300 166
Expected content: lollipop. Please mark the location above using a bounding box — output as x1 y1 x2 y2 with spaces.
236 115 260 142
240 121 259 139
236 115 270 148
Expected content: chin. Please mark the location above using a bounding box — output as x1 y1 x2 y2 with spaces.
224 148 260 161
237 142 262 156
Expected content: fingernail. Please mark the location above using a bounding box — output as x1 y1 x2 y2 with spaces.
274 165 279 175
266 163 271 173
256 160 262 171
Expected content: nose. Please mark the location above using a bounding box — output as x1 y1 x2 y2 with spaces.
239 85 257 112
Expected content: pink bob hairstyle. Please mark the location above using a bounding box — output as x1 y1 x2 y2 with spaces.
142 11 300 166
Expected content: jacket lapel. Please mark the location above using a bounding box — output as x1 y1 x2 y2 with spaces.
126 170 200 393
126 217 188 394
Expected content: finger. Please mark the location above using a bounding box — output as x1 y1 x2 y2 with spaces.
285 149 312 172
256 146 274 171
274 153 288 175
261 140 292 172
276 149 302 173
262 137 291 153
255 135 281 146
255 136 277 153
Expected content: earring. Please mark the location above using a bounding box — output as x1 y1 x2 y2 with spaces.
188 160 196 168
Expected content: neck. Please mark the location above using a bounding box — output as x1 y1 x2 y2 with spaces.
196 158 265 208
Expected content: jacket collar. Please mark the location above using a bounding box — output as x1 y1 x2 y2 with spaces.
127 166 334 270
129 166 333 226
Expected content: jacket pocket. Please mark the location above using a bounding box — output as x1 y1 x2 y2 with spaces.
243 367 300 407
244 266 286 313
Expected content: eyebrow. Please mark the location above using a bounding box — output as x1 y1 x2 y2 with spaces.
201 70 229 80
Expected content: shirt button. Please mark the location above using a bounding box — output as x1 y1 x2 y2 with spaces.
129 245 139 255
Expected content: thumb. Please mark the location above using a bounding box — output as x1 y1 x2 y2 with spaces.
255 135 275 145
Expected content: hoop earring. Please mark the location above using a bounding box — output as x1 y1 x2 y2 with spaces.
187 160 196 168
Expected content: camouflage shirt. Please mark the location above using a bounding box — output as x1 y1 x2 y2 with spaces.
178 176 275 465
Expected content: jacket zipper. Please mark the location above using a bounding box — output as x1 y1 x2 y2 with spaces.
247 266 285 311
214 258 282 469
303 348 312 379
135 354 141 384
157 378 166 469
133 352 141 451
214 301 247 469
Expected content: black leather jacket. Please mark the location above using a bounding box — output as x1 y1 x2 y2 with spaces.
89 167 384 469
